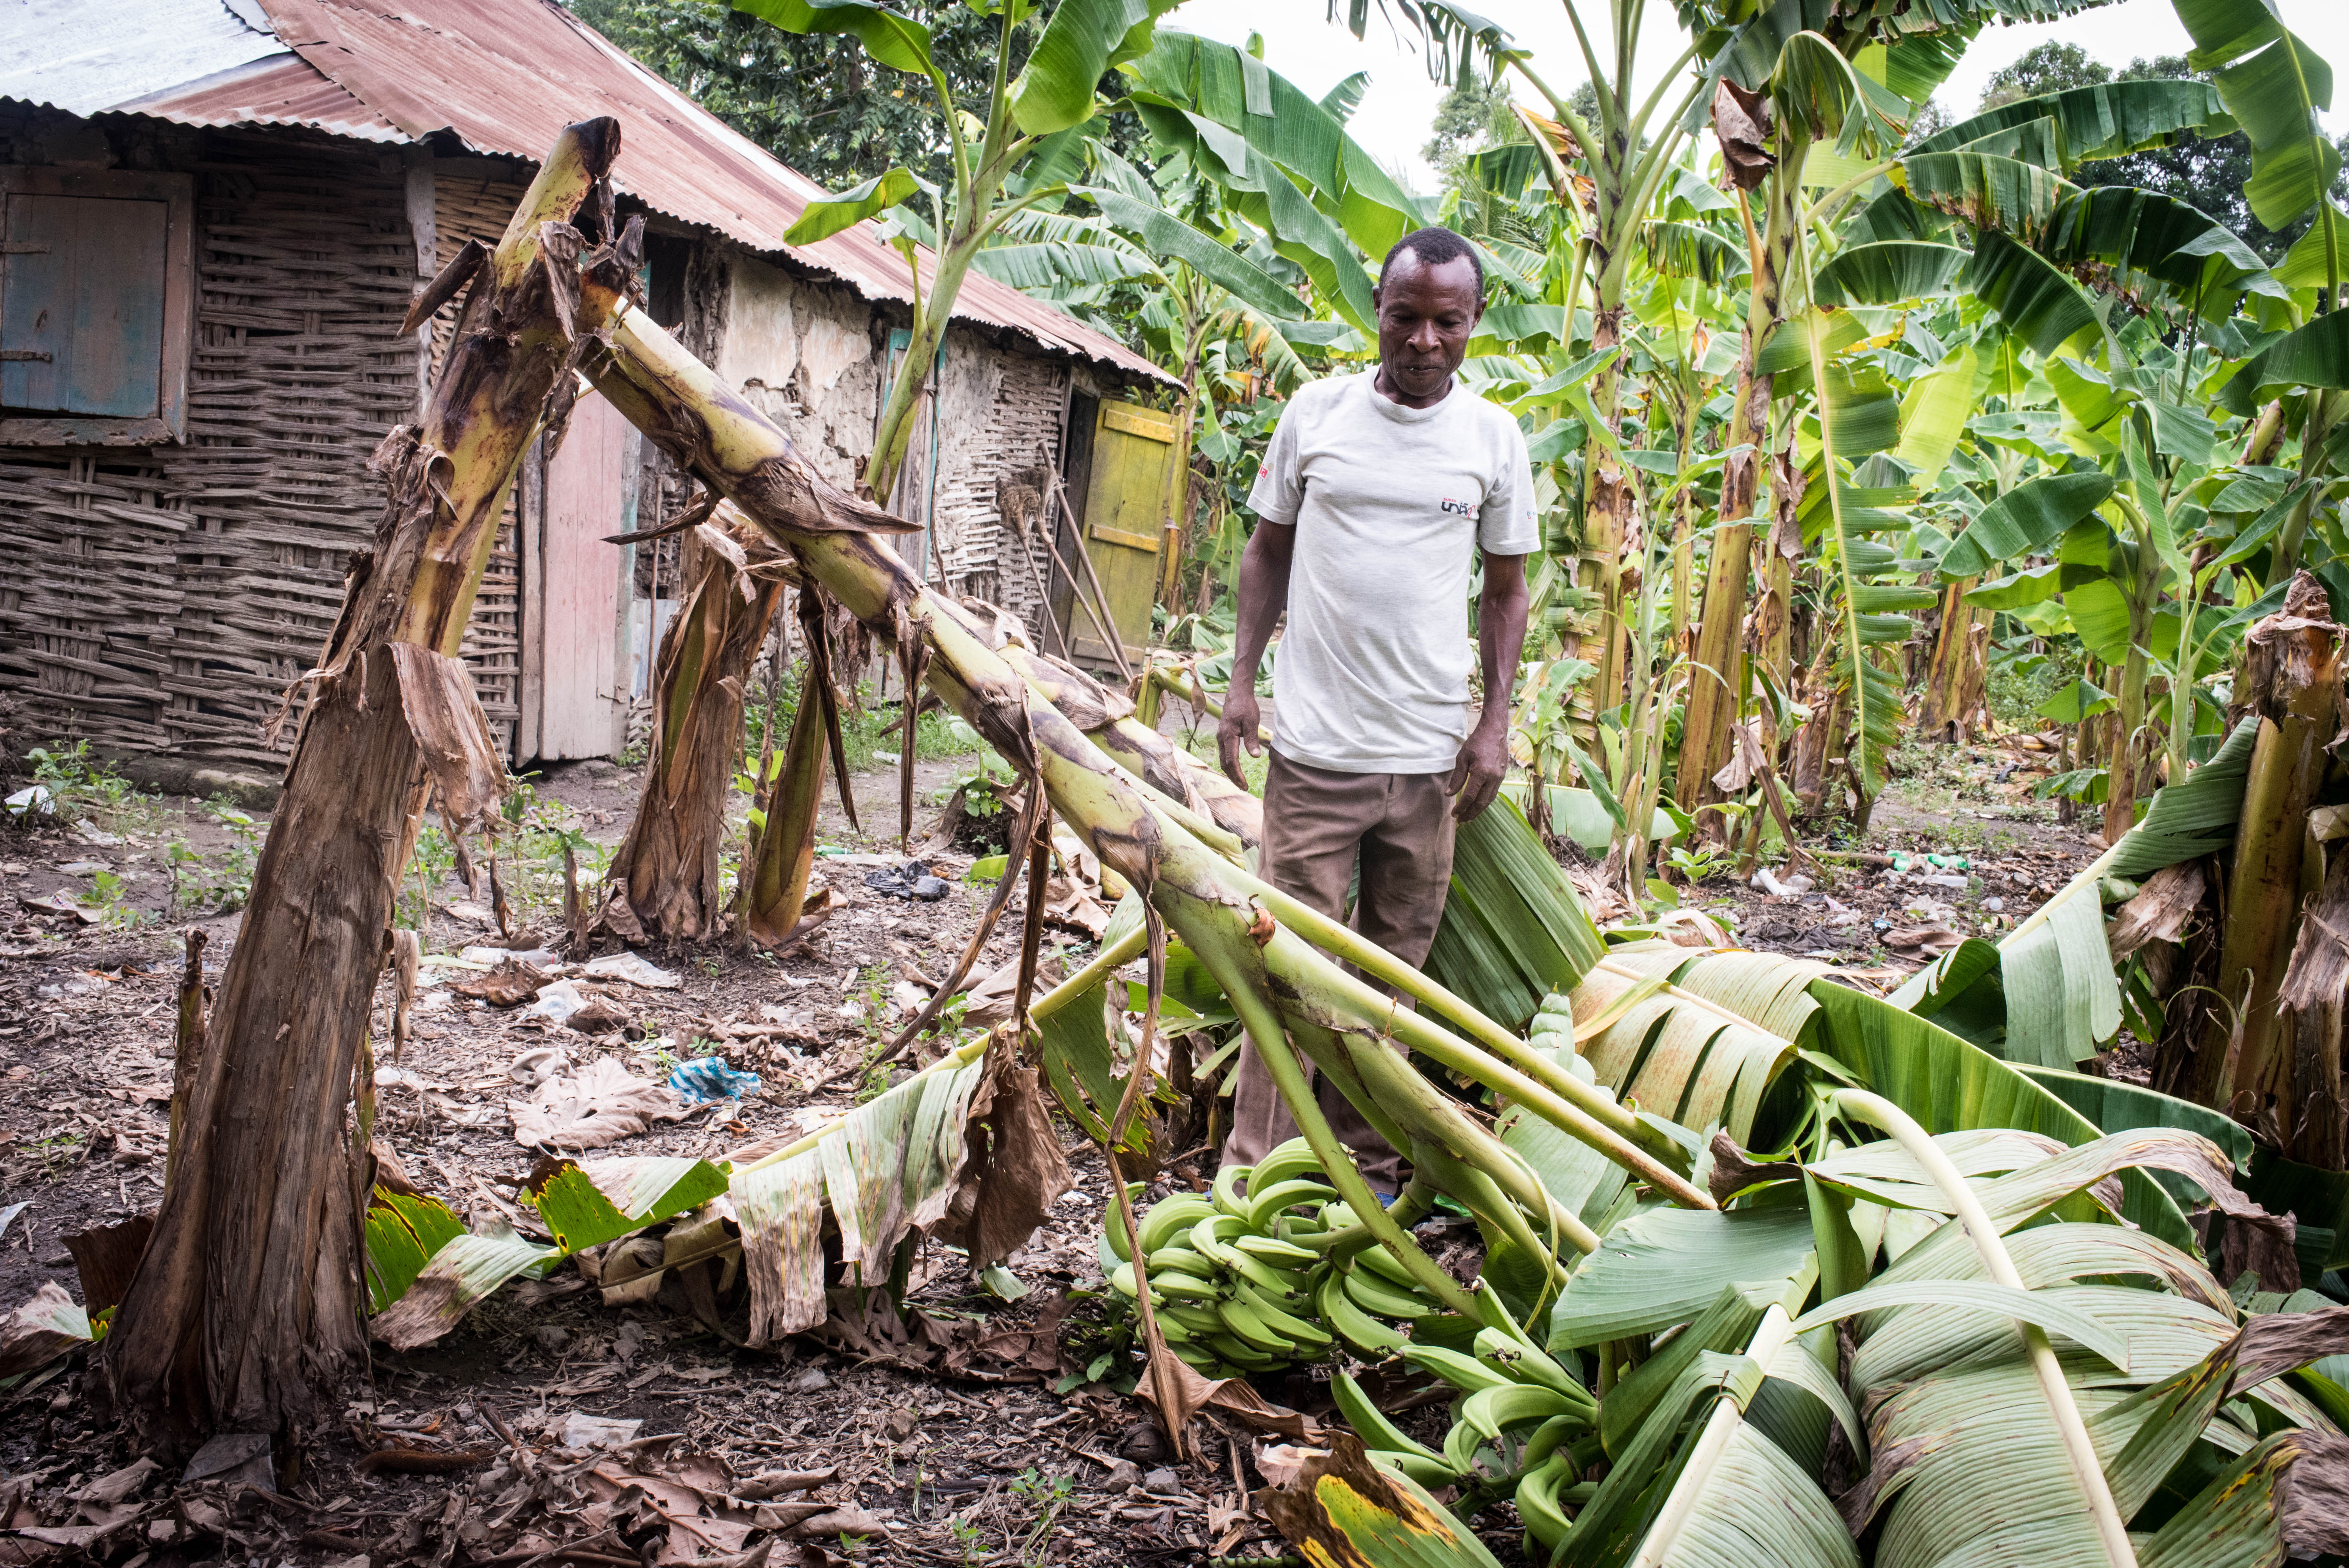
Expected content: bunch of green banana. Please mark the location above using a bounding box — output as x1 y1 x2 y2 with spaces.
1332 1281 1597 1562
1098 1138 1438 1377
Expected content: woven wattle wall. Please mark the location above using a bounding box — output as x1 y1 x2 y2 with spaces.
0 123 419 769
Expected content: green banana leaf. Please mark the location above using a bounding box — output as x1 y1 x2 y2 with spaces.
1937 471 2117 576
1805 982 2197 1251
2170 0 2339 233
1898 150 2076 238
363 1186 466 1315
1563 1280 1854 1568
2037 184 2281 319
2276 200 2349 290
1812 240 1970 306
1641 220 1750 285
1260 1436 1507 1568
371 1155 731 1346
1549 1204 1816 1348
1966 228 2103 358
1074 185 1306 321
1559 950 1802 1144
1906 77 2230 167
2216 308 2349 417
782 165 928 246
1010 0 1185 137
733 0 935 76
972 239 1157 292
1423 795 1605 1033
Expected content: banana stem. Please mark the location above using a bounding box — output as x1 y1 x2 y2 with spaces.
1311 1180 1437 1259
1181 914 1480 1318
1248 878 1670 1158
1831 1088 2138 1568
1265 925 1711 1208
1030 918 1150 1021
1332 1026 1596 1266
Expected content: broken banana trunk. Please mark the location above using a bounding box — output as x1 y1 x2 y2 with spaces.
2187 574 2347 1117
738 587 836 951
567 261 1711 1328
97 120 625 1452
606 511 787 942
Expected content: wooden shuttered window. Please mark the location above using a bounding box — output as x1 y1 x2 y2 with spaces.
0 167 195 445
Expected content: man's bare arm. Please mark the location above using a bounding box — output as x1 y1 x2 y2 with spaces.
1217 521 1293 788
1449 551 1530 821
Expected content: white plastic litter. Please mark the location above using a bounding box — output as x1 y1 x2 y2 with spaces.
556 1413 642 1451
579 951 681 989
5 784 54 818
521 980 589 1026
1750 867 1816 897
462 944 562 968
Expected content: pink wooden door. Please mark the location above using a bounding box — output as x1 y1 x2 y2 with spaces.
530 389 631 759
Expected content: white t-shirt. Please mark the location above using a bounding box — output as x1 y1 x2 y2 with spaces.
1246 370 1538 775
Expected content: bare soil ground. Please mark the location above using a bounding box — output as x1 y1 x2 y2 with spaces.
0 722 2104 1568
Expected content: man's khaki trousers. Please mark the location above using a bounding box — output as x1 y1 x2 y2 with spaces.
1224 750 1458 1192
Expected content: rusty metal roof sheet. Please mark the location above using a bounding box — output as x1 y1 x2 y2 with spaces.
0 0 285 117
251 0 1169 384
112 50 405 143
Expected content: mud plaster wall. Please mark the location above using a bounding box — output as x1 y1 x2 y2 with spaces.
713 251 884 494
713 249 1097 644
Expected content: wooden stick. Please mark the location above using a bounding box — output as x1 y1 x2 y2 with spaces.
1039 446 1134 683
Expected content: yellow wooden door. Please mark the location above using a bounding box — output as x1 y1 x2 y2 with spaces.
1060 399 1179 670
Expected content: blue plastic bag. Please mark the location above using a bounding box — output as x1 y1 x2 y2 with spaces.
668 1056 761 1105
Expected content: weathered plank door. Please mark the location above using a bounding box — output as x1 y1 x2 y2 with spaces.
523 388 636 760
1056 399 1179 671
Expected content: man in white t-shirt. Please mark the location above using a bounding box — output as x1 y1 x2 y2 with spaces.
1217 226 1536 1194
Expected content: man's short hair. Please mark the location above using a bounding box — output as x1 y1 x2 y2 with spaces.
1379 226 1483 294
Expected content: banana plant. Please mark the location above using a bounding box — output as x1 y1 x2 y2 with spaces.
1124 28 1430 332
737 0 1189 505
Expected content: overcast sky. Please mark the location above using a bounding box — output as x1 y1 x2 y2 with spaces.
1172 0 2349 196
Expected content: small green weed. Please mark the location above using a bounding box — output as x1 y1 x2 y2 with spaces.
1665 843 1734 884
22 740 162 830
396 824 458 931
30 1130 84 1180
499 779 611 915
1007 1469 1074 1564
166 799 262 917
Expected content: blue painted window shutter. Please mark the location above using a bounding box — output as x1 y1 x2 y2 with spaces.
0 166 194 445
2 193 170 417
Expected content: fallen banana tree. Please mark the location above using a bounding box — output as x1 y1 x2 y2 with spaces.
353 158 1711 1374
93 120 626 1452
1315 1106 2349 1568
558 232 1713 1345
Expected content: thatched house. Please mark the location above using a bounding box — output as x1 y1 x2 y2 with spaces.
0 0 1177 778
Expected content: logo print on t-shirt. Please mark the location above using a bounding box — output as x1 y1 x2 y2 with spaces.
1439 497 1474 516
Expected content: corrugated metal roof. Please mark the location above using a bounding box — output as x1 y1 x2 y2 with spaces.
112 50 405 143
0 0 284 117
253 0 1170 383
